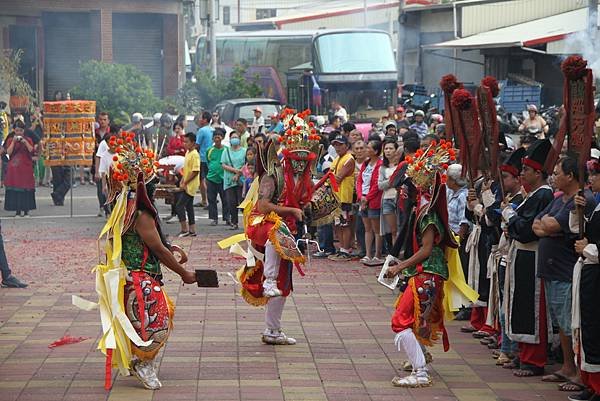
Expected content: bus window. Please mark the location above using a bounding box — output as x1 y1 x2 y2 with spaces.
245 38 267 65
274 38 311 75
222 39 245 64
196 36 207 66
314 31 396 73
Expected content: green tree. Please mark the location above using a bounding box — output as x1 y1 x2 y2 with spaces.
171 64 263 114
71 61 162 125
0 49 37 111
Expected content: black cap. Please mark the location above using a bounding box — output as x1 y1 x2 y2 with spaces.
523 139 552 172
331 134 349 145
501 147 526 177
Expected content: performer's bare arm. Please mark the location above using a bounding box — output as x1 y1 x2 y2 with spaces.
256 175 303 221
386 226 436 277
136 211 197 284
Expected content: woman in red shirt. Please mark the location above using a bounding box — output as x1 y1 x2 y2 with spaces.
356 140 383 266
166 122 186 156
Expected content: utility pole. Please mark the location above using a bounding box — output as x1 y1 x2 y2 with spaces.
589 0 598 41
364 0 368 28
209 0 217 79
397 0 405 84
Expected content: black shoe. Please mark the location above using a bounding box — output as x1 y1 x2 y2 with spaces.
1 275 28 288
454 308 471 321
210 220 218 226
568 389 595 401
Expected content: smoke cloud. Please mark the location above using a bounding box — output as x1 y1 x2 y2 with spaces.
563 11 600 78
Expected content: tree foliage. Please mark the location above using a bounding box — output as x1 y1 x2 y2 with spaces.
0 49 37 110
71 61 162 125
170 64 263 114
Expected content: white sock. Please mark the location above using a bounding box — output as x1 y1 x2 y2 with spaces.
394 328 426 369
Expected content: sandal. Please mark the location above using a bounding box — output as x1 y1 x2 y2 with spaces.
542 372 569 383
496 353 512 365
473 330 492 339
559 381 586 392
513 367 544 377
491 349 501 359
460 325 477 333
503 359 519 369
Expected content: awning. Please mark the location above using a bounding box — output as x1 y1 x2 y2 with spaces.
423 8 590 50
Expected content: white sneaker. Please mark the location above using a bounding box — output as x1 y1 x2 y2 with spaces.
261 328 297 345
131 360 162 390
391 368 432 388
263 278 282 298
165 215 178 224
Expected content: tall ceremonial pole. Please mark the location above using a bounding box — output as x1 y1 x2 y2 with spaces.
560 56 596 237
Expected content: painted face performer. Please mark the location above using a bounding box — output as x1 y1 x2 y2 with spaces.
384 140 461 387
221 108 331 345
79 132 196 391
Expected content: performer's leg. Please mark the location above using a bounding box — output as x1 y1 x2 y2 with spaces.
391 278 431 387
516 284 547 375
263 240 282 297
262 296 296 345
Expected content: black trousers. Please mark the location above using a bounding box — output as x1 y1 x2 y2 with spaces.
176 192 195 226
207 179 227 222
96 179 109 214
225 185 242 226
0 221 12 281
51 166 71 203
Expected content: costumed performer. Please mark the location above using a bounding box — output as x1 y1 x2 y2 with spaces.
226 108 334 345
385 139 476 387
501 139 553 377
91 132 196 390
571 159 600 400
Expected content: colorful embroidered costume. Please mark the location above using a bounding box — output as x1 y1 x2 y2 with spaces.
220 108 337 345
74 132 187 391
387 141 477 388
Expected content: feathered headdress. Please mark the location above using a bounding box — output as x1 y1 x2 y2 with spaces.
277 108 321 160
105 131 159 204
404 139 456 189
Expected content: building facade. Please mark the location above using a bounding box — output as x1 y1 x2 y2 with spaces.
0 0 185 101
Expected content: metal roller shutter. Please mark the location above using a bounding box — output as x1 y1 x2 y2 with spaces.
113 14 163 97
44 13 92 99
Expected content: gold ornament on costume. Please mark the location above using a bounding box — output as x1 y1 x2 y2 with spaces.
405 139 456 188
108 131 159 187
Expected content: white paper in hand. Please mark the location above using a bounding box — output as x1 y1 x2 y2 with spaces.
378 255 401 290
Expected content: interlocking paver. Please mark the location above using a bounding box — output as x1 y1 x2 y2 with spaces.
0 210 574 401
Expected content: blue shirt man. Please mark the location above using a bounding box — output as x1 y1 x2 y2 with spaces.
267 114 284 134
195 111 214 162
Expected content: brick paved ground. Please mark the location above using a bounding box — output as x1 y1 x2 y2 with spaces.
0 187 573 401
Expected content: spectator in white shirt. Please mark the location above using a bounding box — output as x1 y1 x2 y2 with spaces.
95 131 117 218
250 107 265 136
332 101 348 123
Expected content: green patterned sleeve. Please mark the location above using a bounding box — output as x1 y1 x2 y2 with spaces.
418 212 444 240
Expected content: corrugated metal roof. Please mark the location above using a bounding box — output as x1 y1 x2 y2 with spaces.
423 8 594 50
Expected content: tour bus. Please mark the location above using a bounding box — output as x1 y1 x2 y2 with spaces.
195 29 398 120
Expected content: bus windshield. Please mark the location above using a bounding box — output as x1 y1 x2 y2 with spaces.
314 31 396 74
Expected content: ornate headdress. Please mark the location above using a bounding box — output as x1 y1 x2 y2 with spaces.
262 108 323 212
277 108 321 174
404 139 459 250
105 132 159 201
404 139 456 189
